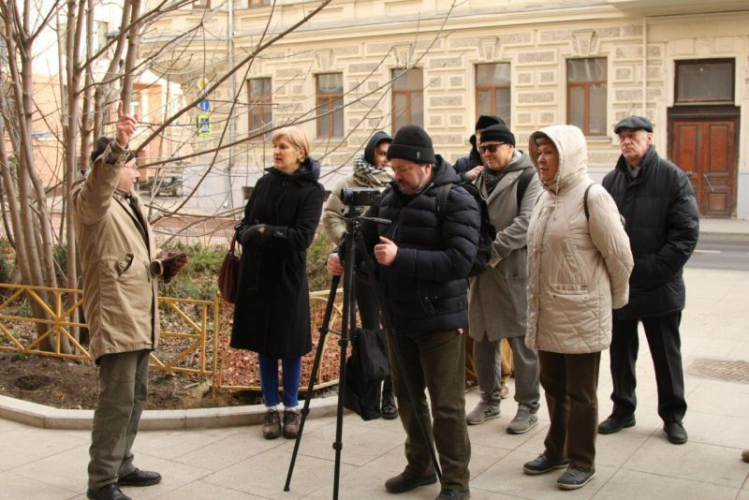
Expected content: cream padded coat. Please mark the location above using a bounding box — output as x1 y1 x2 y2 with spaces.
525 125 634 354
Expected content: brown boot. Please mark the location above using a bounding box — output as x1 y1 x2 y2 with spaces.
283 409 300 439
262 409 281 439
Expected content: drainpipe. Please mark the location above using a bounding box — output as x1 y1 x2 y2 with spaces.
642 16 647 117
227 0 236 208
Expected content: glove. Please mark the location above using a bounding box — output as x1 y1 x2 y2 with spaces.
237 224 265 245
159 251 189 283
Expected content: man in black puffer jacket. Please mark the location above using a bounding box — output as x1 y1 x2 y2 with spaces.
599 116 699 446
328 125 480 500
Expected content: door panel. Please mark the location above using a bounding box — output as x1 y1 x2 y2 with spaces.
669 115 737 218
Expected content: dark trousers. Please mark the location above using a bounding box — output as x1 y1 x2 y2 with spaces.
609 312 687 423
88 350 149 489
356 278 393 398
539 350 600 472
388 329 471 490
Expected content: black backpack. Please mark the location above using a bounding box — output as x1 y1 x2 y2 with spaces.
435 183 496 277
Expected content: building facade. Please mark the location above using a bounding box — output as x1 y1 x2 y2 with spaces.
149 0 749 218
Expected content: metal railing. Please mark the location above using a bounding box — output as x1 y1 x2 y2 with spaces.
0 283 343 393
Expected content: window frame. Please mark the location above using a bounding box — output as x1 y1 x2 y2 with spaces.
247 77 272 139
475 62 512 127
193 0 210 9
674 58 735 105
391 67 424 135
315 72 344 139
566 57 608 136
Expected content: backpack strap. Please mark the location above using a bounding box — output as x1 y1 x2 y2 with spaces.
515 167 535 207
436 183 452 227
583 183 594 221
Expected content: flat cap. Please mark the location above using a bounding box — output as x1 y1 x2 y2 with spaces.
614 115 653 134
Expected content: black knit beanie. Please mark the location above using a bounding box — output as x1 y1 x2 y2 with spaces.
479 124 516 147
386 125 436 164
475 115 505 131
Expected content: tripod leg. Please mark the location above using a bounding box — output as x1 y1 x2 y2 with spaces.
332 232 358 500
284 274 340 492
355 235 443 481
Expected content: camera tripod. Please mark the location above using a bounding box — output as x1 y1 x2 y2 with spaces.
284 209 442 499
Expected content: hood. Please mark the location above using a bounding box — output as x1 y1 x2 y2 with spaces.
528 125 588 193
267 156 321 183
504 149 533 173
363 131 392 167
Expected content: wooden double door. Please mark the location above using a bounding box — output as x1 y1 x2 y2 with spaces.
668 106 740 218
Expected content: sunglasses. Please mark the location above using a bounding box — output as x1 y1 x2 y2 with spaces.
479 144 506 154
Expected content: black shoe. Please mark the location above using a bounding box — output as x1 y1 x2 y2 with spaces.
664 421 688 444
384 470 438 493
556 467 596 490
87 484 132 500
381 392 399 420
598 414 636 434
117 468 162 487
436 488 471 499
522 454 570 475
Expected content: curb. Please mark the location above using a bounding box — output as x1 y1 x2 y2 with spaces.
0 394 340 431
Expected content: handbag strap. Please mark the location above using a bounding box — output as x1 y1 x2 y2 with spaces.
228 233 237 256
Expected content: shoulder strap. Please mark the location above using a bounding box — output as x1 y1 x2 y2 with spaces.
515 167 535 207
436 183 452 226
583 183 594 221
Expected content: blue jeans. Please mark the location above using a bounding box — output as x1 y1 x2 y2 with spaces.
258 354 302 408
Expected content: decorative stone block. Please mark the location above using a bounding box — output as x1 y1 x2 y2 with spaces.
430 115 443 126
647 66 662 81
596 27 621 39
517 112 533 124
349 62 379 74
368 81 380 91
430 96 463 107
449 37 480 49
517 72 533 85
615 46 643 60
540 30 571 43
429 57 463 69
622 25 644 37
518 91 554 103
450 115 463 126
334 45 360 57
276 68 303 78
540 112 555 124
539 71 556 84
647 87 662 101
647 45 662 59
431 134 463 145
615 89 643 102
615 67 633 82
518 51 556 64
449 76 463 87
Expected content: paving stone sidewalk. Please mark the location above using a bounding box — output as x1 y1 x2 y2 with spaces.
2 267 749 499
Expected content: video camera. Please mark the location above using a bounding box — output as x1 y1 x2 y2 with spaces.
341 187 380 207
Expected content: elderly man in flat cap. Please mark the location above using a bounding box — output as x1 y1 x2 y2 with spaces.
599 116 699 445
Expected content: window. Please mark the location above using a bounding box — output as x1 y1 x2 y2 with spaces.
94 21 108 52
391 68 424 134
476 63 511 128
248 77 272 137
316 73 343 138
249 0 270 6
676 59 734 104
193 0 210 9
567 58 607 136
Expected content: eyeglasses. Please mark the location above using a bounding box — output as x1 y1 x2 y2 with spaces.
478 144 506 154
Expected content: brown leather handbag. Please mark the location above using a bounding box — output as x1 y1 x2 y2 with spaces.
218 234 240 303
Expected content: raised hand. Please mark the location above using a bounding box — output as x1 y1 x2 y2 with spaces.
115 101 139 148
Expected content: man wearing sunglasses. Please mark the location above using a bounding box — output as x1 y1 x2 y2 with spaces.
465 123 543 435
453 115 505 183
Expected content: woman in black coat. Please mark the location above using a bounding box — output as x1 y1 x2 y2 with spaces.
230 126 325 440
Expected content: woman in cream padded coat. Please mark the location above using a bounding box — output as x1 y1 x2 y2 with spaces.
522 125 633 490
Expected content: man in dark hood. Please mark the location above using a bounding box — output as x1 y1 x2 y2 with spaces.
453 115 505 182
323 131 398 420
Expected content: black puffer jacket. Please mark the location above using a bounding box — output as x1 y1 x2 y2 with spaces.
453 139 482 175
602 146 699 319
362 156 481 334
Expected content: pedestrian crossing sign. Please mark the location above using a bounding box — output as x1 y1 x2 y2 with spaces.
197 114 210 137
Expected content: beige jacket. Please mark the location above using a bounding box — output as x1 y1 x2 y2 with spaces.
526 125 633 354
322 163 391 245
71 142 163 362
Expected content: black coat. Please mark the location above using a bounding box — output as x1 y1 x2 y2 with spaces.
362 156 481 334
230 159 325 358
453 137 482 175
602 146 699 319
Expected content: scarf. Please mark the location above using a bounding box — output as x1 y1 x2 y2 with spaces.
352 155 392 188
